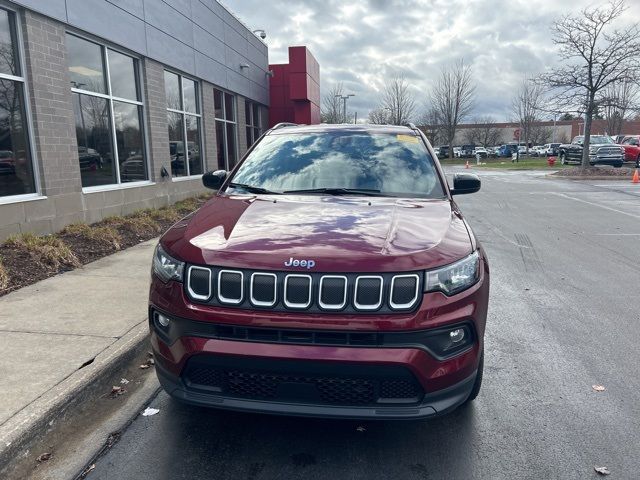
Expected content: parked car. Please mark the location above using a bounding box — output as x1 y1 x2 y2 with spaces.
460 145 475 158
474 147 488 158
436 145 451 158
543 143 561 156
77 147 102 171
0 150 15 175
558 136 624 167
497 144 517 157
620 135 640 167
149 123 489 420
453 146 462 158
532 146 546 157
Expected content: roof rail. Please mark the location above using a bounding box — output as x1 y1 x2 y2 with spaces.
406 122 419 131
272 122 298 130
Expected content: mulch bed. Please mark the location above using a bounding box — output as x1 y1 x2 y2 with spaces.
0 195 211 297
552 166 635 177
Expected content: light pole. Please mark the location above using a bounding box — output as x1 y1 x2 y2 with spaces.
335 94 355 123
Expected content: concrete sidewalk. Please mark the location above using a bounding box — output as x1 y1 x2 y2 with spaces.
0 238 158 470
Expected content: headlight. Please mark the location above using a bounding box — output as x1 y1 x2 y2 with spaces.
425 251 480 295
589 146 598 154
152 244 184 283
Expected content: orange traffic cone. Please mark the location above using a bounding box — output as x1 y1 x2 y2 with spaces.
633 169 639 184
465 160 469 169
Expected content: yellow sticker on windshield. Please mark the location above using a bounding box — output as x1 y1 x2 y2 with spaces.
397 134 419 143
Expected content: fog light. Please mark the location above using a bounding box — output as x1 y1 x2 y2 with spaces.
155 312 170 327
449 328 465 343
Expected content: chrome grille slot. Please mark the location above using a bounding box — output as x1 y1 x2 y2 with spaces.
319 275 347 310
250 272 277 307
284 274 312 309
187 266 212 301
354 276 383 310
389 274 419 309
218 270 243 304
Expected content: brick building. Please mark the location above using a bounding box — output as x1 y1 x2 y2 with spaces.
0 0 279 240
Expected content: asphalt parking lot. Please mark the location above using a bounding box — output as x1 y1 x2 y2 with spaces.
86 169 640 480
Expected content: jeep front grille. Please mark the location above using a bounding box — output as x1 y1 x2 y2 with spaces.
185 266 422 314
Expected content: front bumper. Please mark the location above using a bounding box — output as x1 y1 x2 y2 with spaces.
149 255 488 419
155 356 477 419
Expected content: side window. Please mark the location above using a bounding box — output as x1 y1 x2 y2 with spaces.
214 89 237 170
164 71 203 177
67 34 148 187
0 8 37 198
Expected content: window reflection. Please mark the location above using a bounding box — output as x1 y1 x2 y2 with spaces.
114 101 145 183
186 115 202 175
164 71 181 110
108 49 138 101
67 34 147 186
0 9 18 76
67 34 106 94
230 133 444 198
168 111 185 177
0 79 35 196
73 92 115 187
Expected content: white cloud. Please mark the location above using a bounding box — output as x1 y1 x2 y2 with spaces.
228 0 635 121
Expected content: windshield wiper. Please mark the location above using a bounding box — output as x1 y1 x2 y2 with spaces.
282 187 387 196
228 182 280 194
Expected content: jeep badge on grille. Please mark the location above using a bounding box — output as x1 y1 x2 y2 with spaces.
284 257 316 269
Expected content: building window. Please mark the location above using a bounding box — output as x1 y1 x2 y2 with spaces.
214 88 237 170
245 101 263 147
0 8 36 199
164 71 202 177
67 34 147 187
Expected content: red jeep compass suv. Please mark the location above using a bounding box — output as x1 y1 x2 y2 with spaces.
149 123 489 419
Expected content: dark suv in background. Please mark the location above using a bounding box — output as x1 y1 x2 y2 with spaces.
149 123 489 419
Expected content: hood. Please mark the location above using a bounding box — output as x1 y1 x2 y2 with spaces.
162 194 473 273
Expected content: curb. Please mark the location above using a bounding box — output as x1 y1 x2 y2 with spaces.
545 174 634 181
0 321 150 477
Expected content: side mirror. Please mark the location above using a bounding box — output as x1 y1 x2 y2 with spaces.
451 173 481 195
202 170 227 190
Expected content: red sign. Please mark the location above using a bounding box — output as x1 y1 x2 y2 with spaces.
513 128 521 140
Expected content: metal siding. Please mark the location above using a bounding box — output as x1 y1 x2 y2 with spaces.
145 24 195 75
66 0 148 54
106 0 145 18
17 0 269 103
11 0 68 21
194 51 227 89
190 0 225 41
143 0 194 47
193 25 226 65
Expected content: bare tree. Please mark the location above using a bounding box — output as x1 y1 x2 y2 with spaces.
538 0 640 168
372 75 416 125
321 83 345 124
368 107 390 125
429 59 476 158
417 106 444 144
470 116 502 147
511 77 545 152
601 80 638 135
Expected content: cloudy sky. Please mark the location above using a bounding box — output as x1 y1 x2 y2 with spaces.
227 0 632 122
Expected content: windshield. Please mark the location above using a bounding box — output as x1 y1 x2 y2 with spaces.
227 132 446 198
574 136 613 145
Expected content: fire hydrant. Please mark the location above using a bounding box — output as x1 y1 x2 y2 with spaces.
547 156 556 166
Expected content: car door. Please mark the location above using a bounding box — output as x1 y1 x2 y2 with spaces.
621 136 640 162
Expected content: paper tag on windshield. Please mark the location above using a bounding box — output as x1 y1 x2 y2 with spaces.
397 134 419 143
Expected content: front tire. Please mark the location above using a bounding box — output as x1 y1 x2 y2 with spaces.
636 155 640 168
463 352 484 404
560 152 568 165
